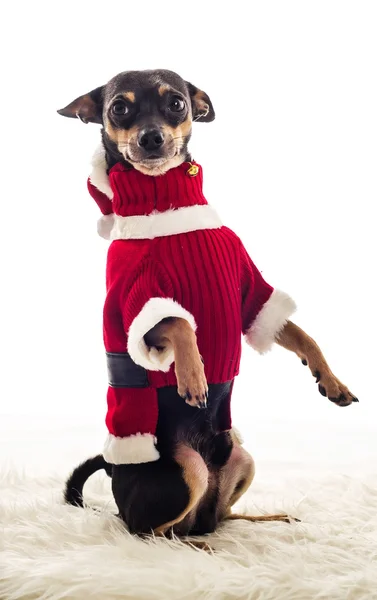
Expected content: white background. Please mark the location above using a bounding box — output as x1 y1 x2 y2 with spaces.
1 1 376 473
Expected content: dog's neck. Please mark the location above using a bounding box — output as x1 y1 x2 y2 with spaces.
88 144 222 240
89 144 207 217
108 161 206 216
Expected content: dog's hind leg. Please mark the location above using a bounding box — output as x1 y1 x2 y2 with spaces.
153 444 209 535
112 444 208 536
218 441 298 524
216 443 255 520
226 513 300 523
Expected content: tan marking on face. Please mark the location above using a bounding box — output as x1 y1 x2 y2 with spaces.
162 117 192 150
123 91 135 102
105 113 192 176
180 117 192 138
158 84 172 96
105 121 139 146
105 120 185 175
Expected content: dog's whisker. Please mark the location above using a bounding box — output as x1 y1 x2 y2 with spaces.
116 135 190 147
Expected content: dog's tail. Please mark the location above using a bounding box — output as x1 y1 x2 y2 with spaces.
64 454 112 507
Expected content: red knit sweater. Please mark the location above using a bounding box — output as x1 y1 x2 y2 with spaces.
87 147 296 464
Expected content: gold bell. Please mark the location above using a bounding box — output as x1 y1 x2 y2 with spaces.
187 163 199 177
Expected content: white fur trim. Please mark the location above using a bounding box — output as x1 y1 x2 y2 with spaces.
89 144 114 199
127 298 197 371
109 205 222 240
245 289 296 354
97 214 115 240
103 433 160 465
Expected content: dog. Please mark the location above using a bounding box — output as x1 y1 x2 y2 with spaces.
58 69 358 538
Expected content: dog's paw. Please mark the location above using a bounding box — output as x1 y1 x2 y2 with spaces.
184 389 209 409
301 359 358 406
176 358 208 409
316 372 358 406
227 513 300 524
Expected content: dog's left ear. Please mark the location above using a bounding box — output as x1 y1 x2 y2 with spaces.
186 82 215 123
57 85 105 124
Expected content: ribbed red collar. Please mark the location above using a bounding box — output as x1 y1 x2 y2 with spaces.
89 160 207 218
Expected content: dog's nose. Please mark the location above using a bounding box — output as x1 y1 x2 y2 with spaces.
137 129 165 151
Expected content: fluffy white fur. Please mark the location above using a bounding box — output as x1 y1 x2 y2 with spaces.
246 289 297 354
2 468 376 600
103 433 159 465
97 214 115 240
109 205 222 240
127 297 197 371
89 144 114 199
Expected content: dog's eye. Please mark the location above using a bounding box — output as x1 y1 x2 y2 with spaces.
111 101 128 116
169 97 185 112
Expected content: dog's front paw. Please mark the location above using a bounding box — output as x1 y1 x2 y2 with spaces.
317 373 358 406
175 356 208 409
303 362 358 406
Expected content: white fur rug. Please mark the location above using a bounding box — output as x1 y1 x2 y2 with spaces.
1 468 377 600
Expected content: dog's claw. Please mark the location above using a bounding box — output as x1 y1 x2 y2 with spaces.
184 390 208 409
198 396 207 409
314 370 321 383
301 359 308 366
352 396 359 402
318 384 327 397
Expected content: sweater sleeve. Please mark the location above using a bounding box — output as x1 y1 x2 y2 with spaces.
240 242 296 353
123 259 197 371
87 178 115 240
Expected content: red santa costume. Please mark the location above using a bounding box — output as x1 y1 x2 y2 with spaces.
87 145 296 465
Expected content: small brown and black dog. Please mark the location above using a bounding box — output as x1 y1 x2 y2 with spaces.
59 69 358 540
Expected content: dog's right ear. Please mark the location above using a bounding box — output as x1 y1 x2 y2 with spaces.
185 82 215 123
57 85 105 124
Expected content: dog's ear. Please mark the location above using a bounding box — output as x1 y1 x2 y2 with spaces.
186 82 215 123
57 86 105 124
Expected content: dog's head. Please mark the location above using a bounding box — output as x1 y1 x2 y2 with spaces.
58 69 215 175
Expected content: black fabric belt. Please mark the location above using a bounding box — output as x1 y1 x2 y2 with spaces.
106 352 149 388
